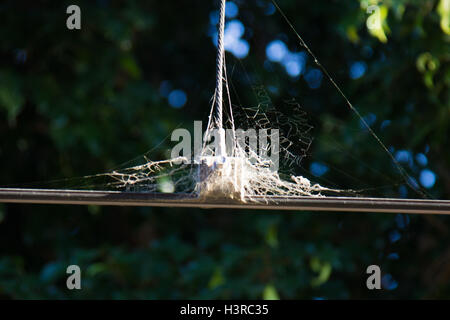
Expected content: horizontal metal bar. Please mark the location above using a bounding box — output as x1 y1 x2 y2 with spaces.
0 188 449 214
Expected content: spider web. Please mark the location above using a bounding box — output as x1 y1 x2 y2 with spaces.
13 0 429 202
96 70 350 203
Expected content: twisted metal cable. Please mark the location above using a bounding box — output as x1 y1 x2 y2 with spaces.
214 0 226 129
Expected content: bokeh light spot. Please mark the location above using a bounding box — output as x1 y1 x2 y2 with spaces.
305 69 323 89
168 90 187 108
420 169 436 188
350 61 367 79
225 2 239 18
415 153 428 166
310 162 329 177
266 40 288 62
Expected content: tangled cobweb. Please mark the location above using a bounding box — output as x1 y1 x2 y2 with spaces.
102 95 344 203
105 147 335 204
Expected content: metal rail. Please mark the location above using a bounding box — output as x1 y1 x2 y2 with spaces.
0 188 449 214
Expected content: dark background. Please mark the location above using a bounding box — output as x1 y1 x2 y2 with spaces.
0 0 449 299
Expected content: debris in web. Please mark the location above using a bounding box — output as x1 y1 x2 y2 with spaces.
99 0 352 203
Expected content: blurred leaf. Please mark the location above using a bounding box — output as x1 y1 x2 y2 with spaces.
208 268 225 289
310 257 332 287
416 52 440 88
87 263 108 277
263 284 280 300
346 26 360 43
0 73 24 122
120 55 141 79
265 224 279 248
366 4 389 43
437 0 450 35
